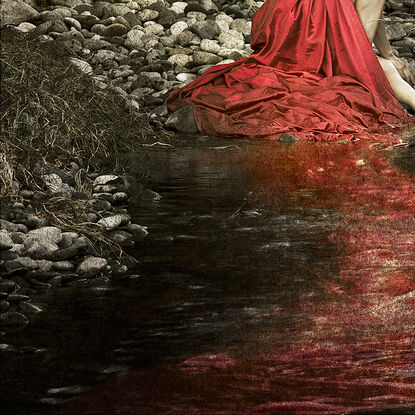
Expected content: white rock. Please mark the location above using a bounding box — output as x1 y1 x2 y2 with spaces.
138 9 159 21
16 22 36 32
168 53 193 66
176 73 197 83
143 22 164 36
230 19 252 36
125 28 145 48
64 17 82 31
170 21 188 36
170 1 187 14
28 227 62 245
93 175 122 186
200 39 221 53
97 214 131 231
77 256 107 277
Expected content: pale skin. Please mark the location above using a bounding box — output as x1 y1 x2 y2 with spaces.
354 0 415 111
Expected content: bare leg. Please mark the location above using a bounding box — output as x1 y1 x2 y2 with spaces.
378 57 415 111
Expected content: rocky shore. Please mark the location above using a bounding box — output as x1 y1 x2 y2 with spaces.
0 165 159 329
2 0 414 129
1 0 415 329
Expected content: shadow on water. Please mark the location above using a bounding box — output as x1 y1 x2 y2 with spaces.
2 135 415 415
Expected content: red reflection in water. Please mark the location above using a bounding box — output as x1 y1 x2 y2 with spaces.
63 138 415 414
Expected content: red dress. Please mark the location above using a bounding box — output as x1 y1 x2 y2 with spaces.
166 0 413 141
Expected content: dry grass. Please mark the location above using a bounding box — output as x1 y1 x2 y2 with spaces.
0 28 166 260
0 28 162 202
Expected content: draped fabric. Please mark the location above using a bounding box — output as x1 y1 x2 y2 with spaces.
166 0 413 141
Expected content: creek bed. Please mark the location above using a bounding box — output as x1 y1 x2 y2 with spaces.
2 136 415 415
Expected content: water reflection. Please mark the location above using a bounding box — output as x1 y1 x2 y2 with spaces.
58 138 415 415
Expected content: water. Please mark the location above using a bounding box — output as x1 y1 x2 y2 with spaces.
2 136 415 415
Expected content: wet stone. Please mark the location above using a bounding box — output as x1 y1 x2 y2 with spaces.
5 257 38 272
0 312 29 327
53 261 75 271
141 189 162 201
278 133 299 143
93 175 122 186
0 300 9 313
97 214 131 231
0 280 17 294
77 256 107 277
7 294 31 302
19 302 42 314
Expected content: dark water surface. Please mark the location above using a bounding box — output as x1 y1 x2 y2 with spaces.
2 136 415 415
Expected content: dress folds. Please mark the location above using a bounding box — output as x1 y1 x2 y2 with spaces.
166 0 413 140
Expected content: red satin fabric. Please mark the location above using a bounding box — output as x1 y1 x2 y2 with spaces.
166 0 413 141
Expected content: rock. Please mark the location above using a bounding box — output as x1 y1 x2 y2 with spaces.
103 23 128 37
278 133 299 143
1 243 25 261
25 240 59 260
42 173 74 196
69 58 94 75
77 256 107 277
0 312 28 326
0 231 13 251
92 192 116 203
200 0 218 14
94 49 117 63
4 257 38 272
170 2 188 15
35 260 54 273
113 192 129 204
138 9 159 22
0 280 17 294
215 14 232 32
125 28 145 48
143 22 165 36
193 51 222 65
108 230 134 247
168 53 193 67
93 175 122 186
16 22 36 33
165 106 198 133
218 30 245 49
123 223 148 241
0 300 9 313
9 232 26 245
0 219 26 233
1 0 39 27
64 17 82 31
28 227 62 245
191 20 220 40
97 214 131 231
24 214 48 229
19 302 43 314
200 39 221 53
230 18 252 36
170 21 188 36
178 29 194 46
7 294 31 302
53 261 75 271
385 21 408 41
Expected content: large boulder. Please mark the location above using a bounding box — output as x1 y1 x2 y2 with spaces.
1 0 39 27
